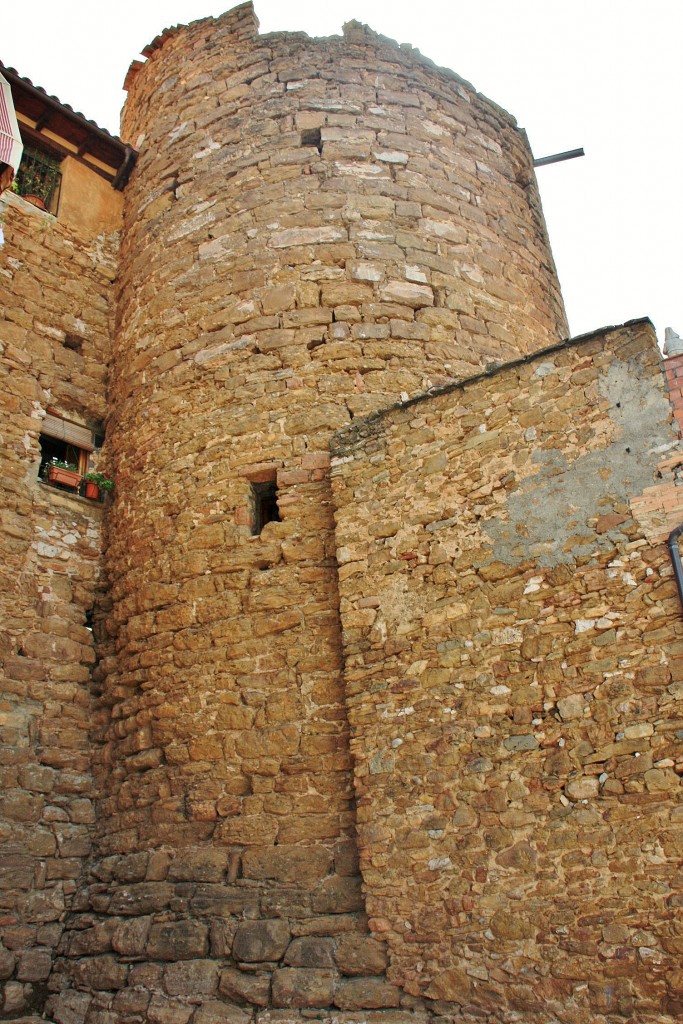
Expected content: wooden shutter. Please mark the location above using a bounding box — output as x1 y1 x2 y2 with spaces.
41 413 94 452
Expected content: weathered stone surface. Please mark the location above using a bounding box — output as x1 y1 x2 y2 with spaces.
312 878 364 914
112 916 152 956
271 968 336 1008
70 955 128 991
284 937 335 968
163 960 219 996
219 968 271 1007
167 850 231 883
333 934 388 976
241 848 332 884
0 143 113 1017
146 922 209 961
334 977 400 1009
331 321 683 1016
232 921 291 964
193 1002 252 1024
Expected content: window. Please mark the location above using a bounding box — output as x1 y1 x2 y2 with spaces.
39 413 95 489
14 145 62 214
251 480 280 535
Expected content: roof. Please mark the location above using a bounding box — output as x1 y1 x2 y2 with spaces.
0 63 135 190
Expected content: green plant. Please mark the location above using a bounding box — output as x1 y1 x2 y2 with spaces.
14 148 61 207
49 457 78 472
84 471 115 493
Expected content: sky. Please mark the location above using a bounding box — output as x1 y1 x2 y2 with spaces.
3 0 681 344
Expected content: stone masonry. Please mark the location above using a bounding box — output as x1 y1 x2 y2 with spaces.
330 320 683 1021
0 194 118 1016
0 5 681 1024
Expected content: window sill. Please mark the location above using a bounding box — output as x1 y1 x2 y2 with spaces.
1 191 54 219
37 479 105 512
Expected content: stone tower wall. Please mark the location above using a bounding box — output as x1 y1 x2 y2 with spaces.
104 0 567 858
52 4 571 1022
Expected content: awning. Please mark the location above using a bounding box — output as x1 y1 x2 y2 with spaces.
0 72 23 173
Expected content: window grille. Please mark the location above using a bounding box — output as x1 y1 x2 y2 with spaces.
14 146 62 213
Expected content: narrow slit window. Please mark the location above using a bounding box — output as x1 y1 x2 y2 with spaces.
251 480 280 535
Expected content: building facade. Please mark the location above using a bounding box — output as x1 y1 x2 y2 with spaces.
0 5 681 1023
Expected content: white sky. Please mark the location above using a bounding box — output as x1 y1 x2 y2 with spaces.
3 1 681 343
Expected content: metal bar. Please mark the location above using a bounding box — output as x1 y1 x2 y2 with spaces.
667 524 683 610
533 147 585 168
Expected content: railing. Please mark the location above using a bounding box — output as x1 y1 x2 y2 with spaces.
14 146 62 213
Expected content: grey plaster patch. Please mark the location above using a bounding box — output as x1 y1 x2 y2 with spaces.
486 357 676 567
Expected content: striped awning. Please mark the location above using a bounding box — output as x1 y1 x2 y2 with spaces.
0 72 23 174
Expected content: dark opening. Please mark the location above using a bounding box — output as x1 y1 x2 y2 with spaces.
39 436 82 481
300 128 322 153
251 480 280 535
64 334 83 353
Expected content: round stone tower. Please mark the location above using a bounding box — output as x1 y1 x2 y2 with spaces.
51 4 568 1021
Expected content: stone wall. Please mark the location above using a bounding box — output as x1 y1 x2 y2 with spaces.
330 320 683 1024
6 6 682 1024
0 193 118 1016
45 6 571 1022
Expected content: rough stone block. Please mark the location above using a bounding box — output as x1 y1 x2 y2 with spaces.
163 959 219 996
232 920 291 964
167 850 231 883
271 968 337 1008
333 934 388 976
241 847 332 884
218 967 271 1007
334 977 400 1009
147 922 209 961
284 937 335 968
312 877 364 915
193 1001 252 1024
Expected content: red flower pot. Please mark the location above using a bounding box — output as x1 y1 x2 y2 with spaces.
47 465 80 490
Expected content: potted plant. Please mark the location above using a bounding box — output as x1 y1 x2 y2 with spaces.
83 471 114 501
45 458 80 490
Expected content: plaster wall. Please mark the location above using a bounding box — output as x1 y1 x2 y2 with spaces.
58 158 125 241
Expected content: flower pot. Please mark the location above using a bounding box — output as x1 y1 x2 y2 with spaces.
23 194 47 211
47 465 80 490
85 481 100 500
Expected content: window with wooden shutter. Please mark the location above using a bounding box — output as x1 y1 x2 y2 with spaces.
39 412 96 488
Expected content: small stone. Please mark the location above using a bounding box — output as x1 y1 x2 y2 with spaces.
566 777 599 801
503 734 539 752
557 694 585 721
